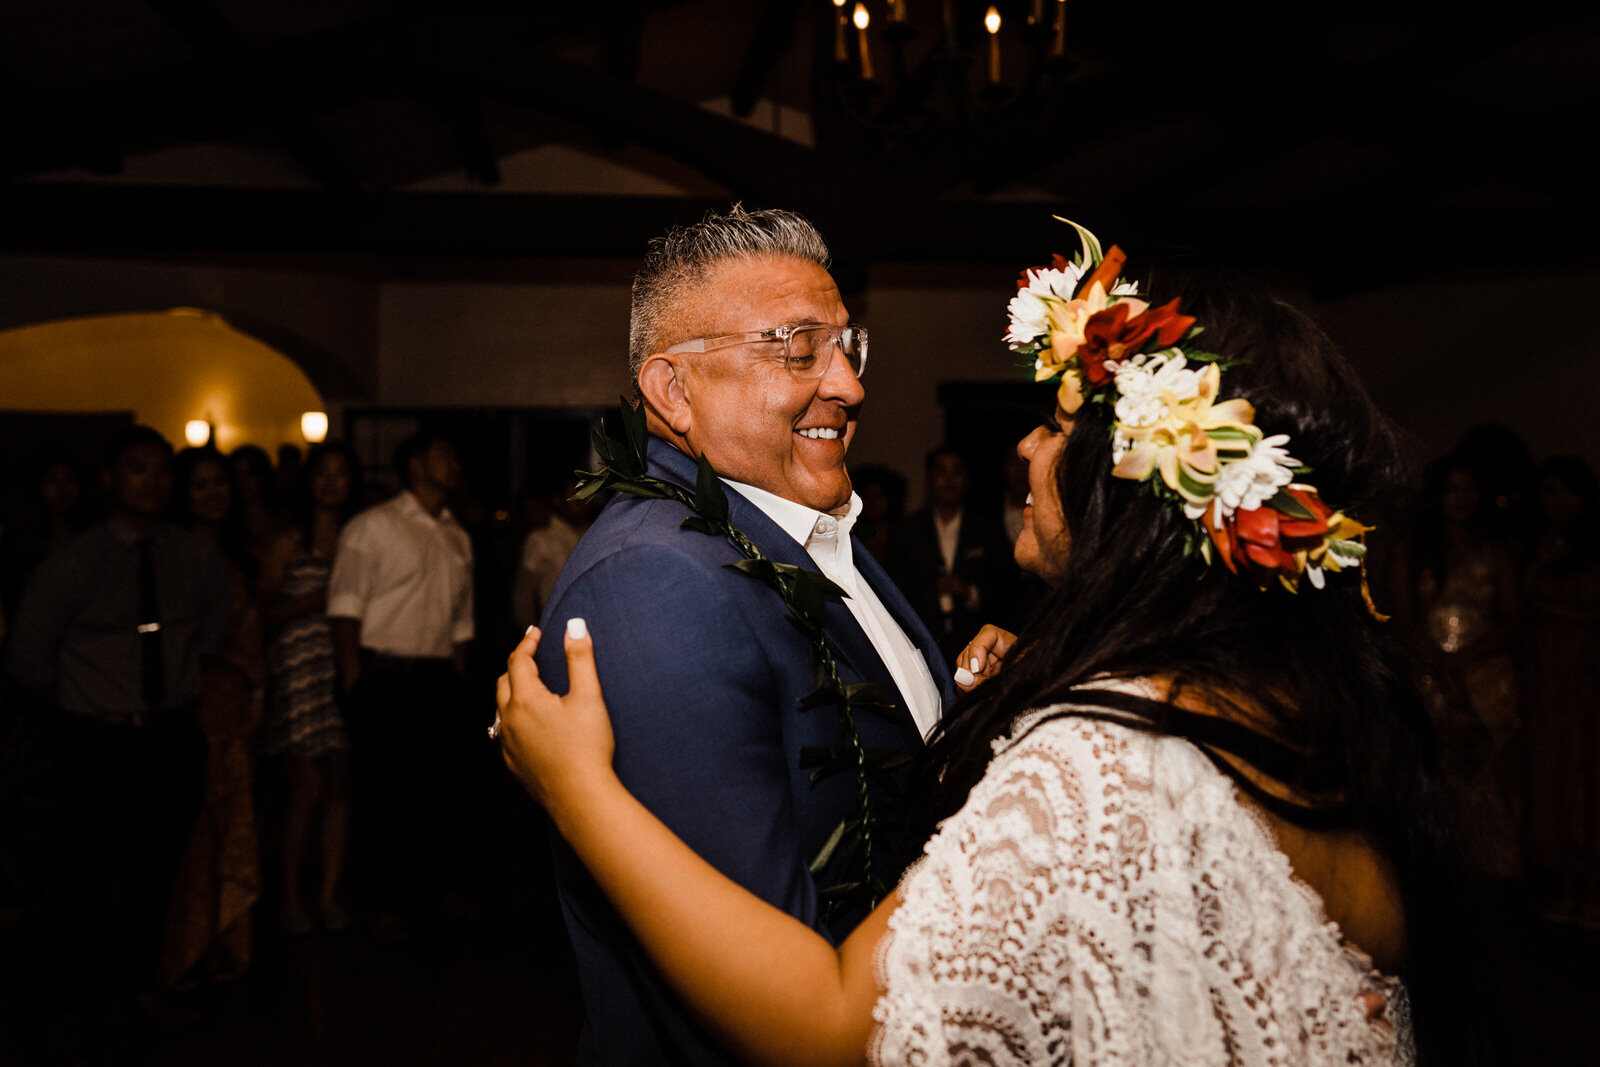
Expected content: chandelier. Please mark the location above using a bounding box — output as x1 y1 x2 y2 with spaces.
821 0 1073 156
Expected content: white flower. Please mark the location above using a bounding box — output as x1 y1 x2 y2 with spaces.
1111 429 1133 463
1006 263 1140 348
1112 353 1204 429
1006 290 1052 346
1006 265 1084 346
1025 265 1085 300
1200 433 1298 524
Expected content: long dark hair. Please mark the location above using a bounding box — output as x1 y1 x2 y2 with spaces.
171 445 257 581
1534 454 1600 564
228 443 283 514
1410 452 1493 589
914 284 1486 1063
289 441 365 545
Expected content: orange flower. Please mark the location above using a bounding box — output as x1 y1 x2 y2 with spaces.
1074 245 1127 299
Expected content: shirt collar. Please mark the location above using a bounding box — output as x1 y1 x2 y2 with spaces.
721 480 861 552
107 514 165 546
398 489 454 526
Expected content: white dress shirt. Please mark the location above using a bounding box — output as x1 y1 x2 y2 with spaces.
326 490 475 659
724 480 943 738
934 510 962 574
513 515 582 630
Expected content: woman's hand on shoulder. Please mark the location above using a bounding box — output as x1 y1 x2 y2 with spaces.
953 624 1017 690
496 620 617 821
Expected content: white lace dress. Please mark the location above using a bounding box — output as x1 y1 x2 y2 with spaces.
872 687 1413 1066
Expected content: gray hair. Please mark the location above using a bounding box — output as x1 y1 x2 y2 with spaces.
628 204 832 388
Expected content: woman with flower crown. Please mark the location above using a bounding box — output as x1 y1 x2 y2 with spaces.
494 224 1485 1066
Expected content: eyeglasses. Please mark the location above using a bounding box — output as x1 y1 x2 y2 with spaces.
664 322 868 381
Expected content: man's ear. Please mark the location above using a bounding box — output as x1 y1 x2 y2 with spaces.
638 354 693 436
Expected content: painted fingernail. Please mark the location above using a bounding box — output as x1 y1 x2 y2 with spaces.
970 656 982 673
525 625 537 636
567 617 589 641
954 667 974 687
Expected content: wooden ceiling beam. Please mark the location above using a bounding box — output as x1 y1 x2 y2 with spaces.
140 0 362 189
0 17 401 177
730 0 802 118
3 184 1595 291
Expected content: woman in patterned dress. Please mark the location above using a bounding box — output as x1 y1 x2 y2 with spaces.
261 442 364 934
497 284 1486 1064
163 447 267 985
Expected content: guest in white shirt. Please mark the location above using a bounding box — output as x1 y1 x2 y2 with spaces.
327 429 474 934
511 477 593 633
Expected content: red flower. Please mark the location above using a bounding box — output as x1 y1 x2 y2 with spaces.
1205 487 1333 585
1077 298 1198 386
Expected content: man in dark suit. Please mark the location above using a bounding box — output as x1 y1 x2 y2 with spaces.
893 445 1016 666
6 425 228 1030
534 206 952 1065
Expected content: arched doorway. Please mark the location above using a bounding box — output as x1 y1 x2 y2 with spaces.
0 307 328 526
0 308 326 456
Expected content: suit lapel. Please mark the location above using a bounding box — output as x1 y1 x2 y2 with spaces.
647 440 934 740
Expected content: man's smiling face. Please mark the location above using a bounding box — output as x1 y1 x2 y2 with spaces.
673 253 865 513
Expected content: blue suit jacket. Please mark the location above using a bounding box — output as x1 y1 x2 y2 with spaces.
537 437 953 1066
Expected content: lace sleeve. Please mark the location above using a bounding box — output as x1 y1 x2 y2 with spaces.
869 709 1412 1067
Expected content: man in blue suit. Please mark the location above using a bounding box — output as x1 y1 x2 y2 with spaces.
534 206 954 1064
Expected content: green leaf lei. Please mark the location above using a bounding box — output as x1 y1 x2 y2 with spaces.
574 401 911 920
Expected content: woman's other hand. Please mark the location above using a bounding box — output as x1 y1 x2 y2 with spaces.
496 619 616 818
952 624 1017 690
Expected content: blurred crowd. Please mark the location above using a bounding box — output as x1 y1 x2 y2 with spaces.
0 422 599 1048
1379 425 1600 928
1 416 1596 1047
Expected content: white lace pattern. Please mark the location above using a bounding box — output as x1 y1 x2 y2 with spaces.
871 686 1414 1066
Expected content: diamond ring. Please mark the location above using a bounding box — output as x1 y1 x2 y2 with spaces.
487 714 502 741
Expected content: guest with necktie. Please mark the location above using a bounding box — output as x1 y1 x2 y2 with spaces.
5 424 231 1039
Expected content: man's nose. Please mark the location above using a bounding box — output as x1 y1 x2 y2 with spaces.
818 347 866 404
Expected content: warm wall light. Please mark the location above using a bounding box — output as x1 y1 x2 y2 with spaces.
301 411 329 444
185 420 211 447
985 6 1002 83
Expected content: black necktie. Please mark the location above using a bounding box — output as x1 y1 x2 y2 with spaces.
137 537 166 710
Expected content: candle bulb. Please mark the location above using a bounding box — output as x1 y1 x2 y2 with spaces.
834 0 849 62
985 6 1002 84
854 3 874 81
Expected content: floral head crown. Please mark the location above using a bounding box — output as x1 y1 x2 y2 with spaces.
1006 218 1372 594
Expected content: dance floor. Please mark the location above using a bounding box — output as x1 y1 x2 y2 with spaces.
4 796 1599 1065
